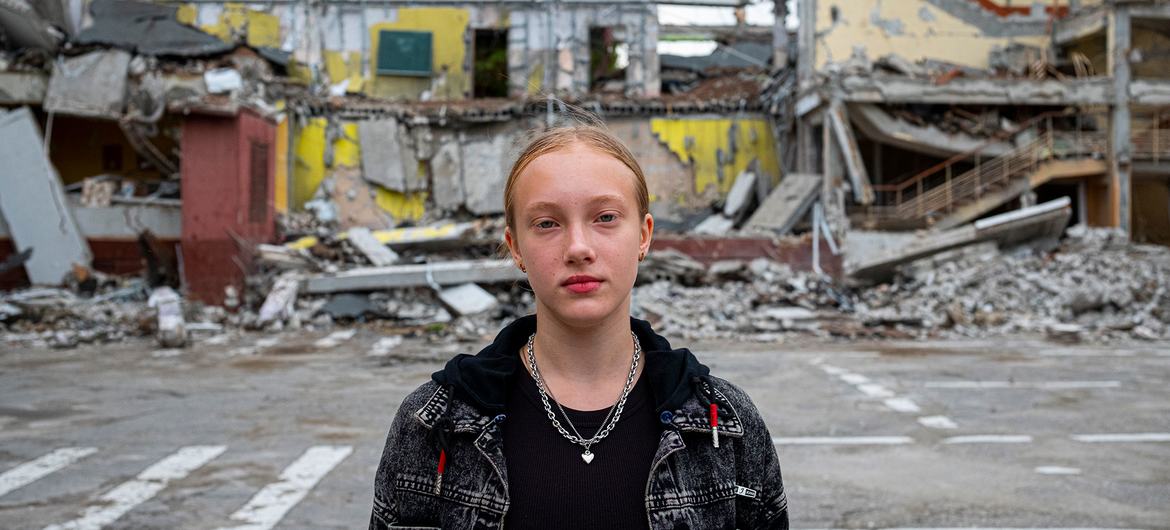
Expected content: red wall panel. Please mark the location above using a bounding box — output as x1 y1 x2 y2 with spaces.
180 109 276 305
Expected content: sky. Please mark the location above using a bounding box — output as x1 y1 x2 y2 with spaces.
656 1 795 56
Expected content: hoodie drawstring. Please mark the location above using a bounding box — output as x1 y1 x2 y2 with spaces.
709 402 720 448
428 385 455 496
693 376 721 448
435 448 447 495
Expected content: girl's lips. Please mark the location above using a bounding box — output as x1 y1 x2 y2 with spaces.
564 281 601 294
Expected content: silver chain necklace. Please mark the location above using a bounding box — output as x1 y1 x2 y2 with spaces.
525 331 641 464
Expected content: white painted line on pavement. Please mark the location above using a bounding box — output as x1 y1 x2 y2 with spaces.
1072 433 1170 443
772 436 915 446
44 445 226 530
819 364 848 375
923 381 1122 390
883 397 922 413
217 445 353 530
917 415 958 429
0 447 98 498
857 383 895 398
943 435 1033 444
839 373 870 385
1035 466 1082 475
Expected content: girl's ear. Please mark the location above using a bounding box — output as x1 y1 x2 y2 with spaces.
504 226 523 267
639 213 654 257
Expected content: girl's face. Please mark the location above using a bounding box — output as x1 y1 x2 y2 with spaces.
504 143 653 328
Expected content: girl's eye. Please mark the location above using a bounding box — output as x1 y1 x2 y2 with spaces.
536 220 557 229
597 213 617 223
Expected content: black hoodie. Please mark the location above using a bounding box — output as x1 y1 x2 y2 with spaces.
432 314 711 416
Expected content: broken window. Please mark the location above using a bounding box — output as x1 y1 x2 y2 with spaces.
589 26 628 91
473 29 508 98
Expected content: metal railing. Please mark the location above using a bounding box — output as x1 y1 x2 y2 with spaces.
1132 127 1170 163
866 124 1169 224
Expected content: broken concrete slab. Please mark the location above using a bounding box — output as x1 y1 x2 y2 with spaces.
431 134 464 211
284 221 482 253
743 173 822 235
44 49 131 119
303 259 524 294
693 214 735 236
257 273 300 327
346 227 399 266
0 71 49 105
203 68 243 94
722 169 758 220
256 244 314 270
0 107 92 285
838 75 1113 106
827 100 874 205
848 103 1013 158
461 128 511 216
637 249 707 286
438 283 499 316
148 286 186 348
358 119 424 193
847 197 1073 282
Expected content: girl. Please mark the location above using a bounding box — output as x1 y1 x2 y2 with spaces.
370 114 788 529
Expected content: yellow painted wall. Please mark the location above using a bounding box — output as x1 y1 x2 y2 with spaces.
650 118 782 195
273 114 289 213
291 118 426 222
201 3 280 48
368 8 470 101
815 0 1096 70
324 50 366 93
292 118 327 210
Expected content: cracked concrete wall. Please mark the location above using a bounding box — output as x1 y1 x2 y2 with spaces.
507 5 659 98
289 115 766 227
813 0 1100 71
186 3 659 99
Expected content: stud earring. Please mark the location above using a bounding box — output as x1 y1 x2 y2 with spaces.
519 263 527 273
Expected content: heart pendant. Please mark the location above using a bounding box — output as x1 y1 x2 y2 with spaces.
581 451 595 464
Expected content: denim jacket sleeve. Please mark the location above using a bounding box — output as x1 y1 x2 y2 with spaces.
718 378 789 529
369 381 439 530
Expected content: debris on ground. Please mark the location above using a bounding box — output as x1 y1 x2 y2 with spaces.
2 222 1166 348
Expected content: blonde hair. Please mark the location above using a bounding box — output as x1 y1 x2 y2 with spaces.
504 115 650 231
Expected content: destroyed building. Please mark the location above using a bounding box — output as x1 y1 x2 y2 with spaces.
776 0 1170 256
2 0 1169 347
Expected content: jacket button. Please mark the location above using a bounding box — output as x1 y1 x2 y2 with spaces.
494 414 507 424
659 411 674 424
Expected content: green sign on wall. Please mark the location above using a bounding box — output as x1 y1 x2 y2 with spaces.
376 30 433 77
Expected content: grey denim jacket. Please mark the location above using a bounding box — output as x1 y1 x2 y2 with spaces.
369 316 788 530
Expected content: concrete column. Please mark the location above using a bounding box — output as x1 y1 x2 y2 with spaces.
1108 6 1132 234
821 111 848 237
796 0 815 86
795 0 817 174
772 0 789 70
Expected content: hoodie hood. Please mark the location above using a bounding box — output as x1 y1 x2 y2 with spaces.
432 314 710 415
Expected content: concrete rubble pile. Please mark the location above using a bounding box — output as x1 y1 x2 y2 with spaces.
0 280 226 349
239 214 533 340
632 226 1170 343
858 226 1170 342
633 253 852 342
